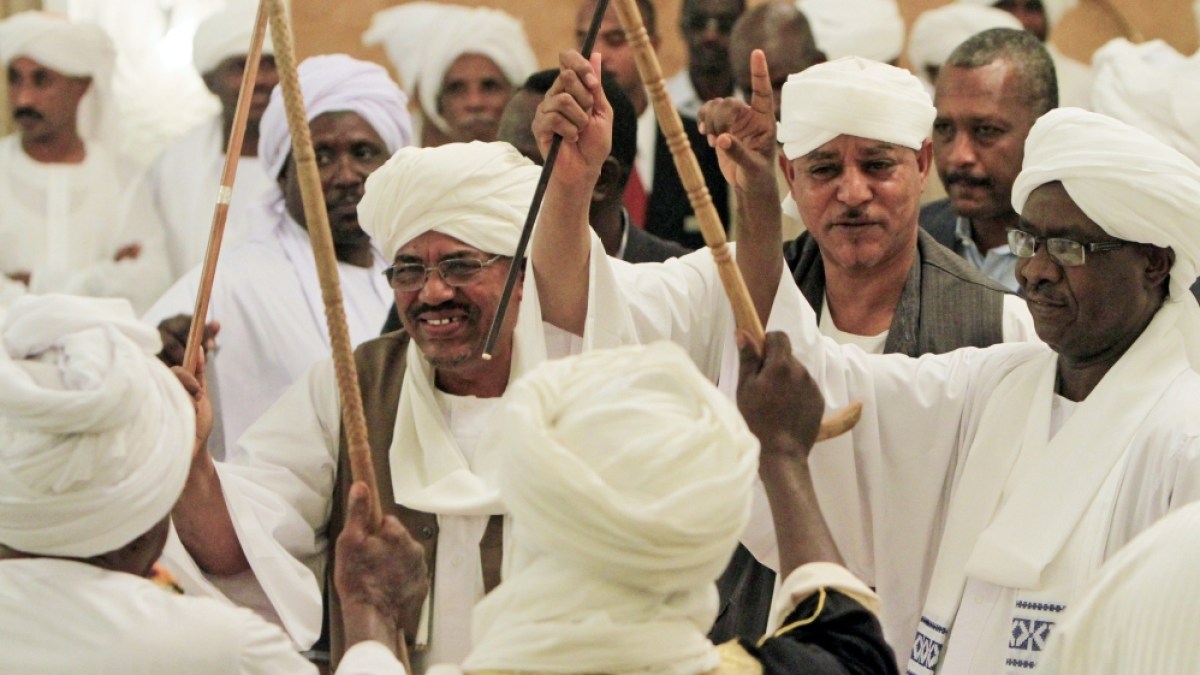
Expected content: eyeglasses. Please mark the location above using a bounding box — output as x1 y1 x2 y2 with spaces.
1006 228 1127 267
683 14 739 34
383 255 505 292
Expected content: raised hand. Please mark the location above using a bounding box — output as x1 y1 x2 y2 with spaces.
156 314 220 367
533 50 613 191
697 49 778 203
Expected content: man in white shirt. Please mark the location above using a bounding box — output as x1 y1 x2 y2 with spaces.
0 294 414 675
532 49 1200 675
147 4 279 280
145 54 412 459
0 11 170 314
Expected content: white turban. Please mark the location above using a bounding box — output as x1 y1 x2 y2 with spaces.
795 0 906 63
1012 108 1200 364
258 54 413 183
0 295 194 558
192 3 275 75
358 141 538 258
459 342 759 673
908 4 1023 85
1091 38 1200 165
0 11 116 144
363 3 537 134
957 0 1078 27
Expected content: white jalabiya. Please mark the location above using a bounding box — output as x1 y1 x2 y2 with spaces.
1047 44 1093 109
0 11 117 144
907 5 1023 86
142 207 392 458
148 114 274 279
459 343 758 674
364 3 537 136
794 0 905 63
1091 38 1200 165
192 3 275 75
1038 501 1200 675
0 137 171 316
0 294 191 557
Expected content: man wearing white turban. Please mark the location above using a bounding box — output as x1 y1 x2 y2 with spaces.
0 294 419 674
795 0 906 64
143 54 411 462
907 4 1024 87
956 0 1093 108
364 2 536 148
167 140 620 671
421 337 896 674
921 28 1059 292
534 48 1200 675
147 3 280 280
0 11 171 315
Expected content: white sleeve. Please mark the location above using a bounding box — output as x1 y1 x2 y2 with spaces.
234 606 322 675
141 265 204 326
766 562 882 635
336 642 408 675
1001 294 1040 343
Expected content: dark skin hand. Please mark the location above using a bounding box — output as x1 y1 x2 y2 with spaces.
737 330 844 577
6 271 31 286
114 242 141 262
335 481 429 671
156 314 220 368
171 349 213 462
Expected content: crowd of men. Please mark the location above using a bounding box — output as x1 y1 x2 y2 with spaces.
2 0 1200 673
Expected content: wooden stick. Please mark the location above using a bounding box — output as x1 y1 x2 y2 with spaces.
481 0 610 360
265 0 382 530
182 0 270 373
611 0 862 442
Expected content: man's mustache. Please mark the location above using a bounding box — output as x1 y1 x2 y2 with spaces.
944 172 992 188
13 107 43 121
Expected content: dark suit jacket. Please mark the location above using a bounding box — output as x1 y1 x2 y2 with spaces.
624 225 691 263
919 197 959 253
643 115 730 250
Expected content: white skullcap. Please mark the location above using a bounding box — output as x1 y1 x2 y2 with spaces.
1091 39 1200 165
908 4 1023 85
1012 108 1200 348
192 3 275 75
778 56 935 160
358 141 539 258
459 342 759 672
0 11 116 143
957 0 1078 27
0 295 194 558
795 0 906 63
364 3 537 134
258 54 413 182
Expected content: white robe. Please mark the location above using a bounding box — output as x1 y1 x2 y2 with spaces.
0 136 170 314
586 248 1200 674
147 115 275 280
1048 44 1094 110
0 558 402 674
143 205 392 458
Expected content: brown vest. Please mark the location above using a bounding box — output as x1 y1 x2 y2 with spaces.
326 331 504 665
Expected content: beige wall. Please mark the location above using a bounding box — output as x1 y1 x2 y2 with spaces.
294 0 1199 80
0 0 43 136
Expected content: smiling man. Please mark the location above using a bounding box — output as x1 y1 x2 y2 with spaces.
921 28 1057 292
144 54 411 458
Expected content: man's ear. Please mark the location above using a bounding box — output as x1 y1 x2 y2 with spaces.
1143 245 1174 293
593 157 623 202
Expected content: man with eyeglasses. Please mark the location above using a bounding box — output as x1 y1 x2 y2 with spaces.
533 48 1200 674
667 0 746 119
169 140 609 672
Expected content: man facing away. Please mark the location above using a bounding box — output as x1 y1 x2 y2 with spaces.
144 55 411 460
530 49 1200 674
0 294 424 674
0 12 169 314
147 3 280 281
921 28 1059 292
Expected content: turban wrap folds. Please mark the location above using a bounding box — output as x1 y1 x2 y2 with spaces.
258 54 413 182
0 11 117 144
1012 108 1200 364
908 5 1023 85
457 342 760 673
0 295 194 558
363 3 537 135
1091 38 1200 165
192 3 275 75
795 0 906 63
358 141 539 258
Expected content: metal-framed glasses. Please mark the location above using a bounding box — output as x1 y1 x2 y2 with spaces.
383 255 505 292
1006 228 1127 267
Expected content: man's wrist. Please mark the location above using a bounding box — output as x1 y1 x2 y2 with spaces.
341 600 401 654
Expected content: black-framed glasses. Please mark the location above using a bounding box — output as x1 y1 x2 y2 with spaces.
1006 228 1127 268
383 255 505 292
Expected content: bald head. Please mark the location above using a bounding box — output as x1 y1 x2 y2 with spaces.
730 2 823 118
